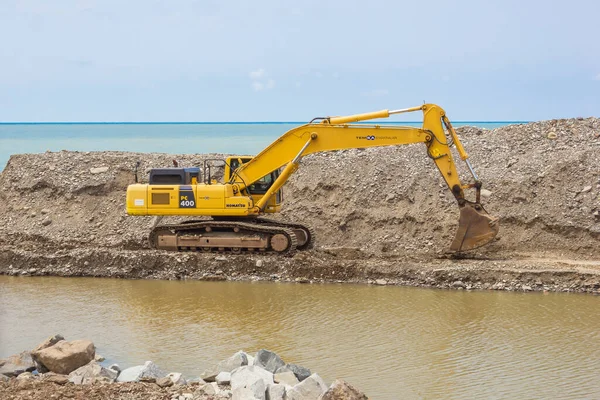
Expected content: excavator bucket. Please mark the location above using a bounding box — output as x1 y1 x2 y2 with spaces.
449 201 499 252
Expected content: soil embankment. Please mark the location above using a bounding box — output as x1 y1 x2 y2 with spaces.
0 118 599 293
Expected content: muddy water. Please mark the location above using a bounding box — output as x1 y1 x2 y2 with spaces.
1 276 599 399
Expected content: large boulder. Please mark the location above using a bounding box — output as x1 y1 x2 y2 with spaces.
31 334 65 373
0 351 36 377
31 340 95 375
321 379 368 400
231 366 274 400
275 363 311 382
68 361 118 384
285 373 327 400
253 350 285 374
116 361 166 382
201 350 249 381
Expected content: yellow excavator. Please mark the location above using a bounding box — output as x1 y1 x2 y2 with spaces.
126 103 499 255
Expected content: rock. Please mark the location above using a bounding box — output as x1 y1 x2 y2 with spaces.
32 339 95 375
216 371 231 385
90 166 109 174
276 364 311 382
266 383 286 400
41 218 52 226
231 365 274 399
253 349 285 373
547 131 558 139
285 373 328 400
256 259 264 267
197 382 220 395
108 364 121 373
16 372 35 381
522 285 532 291
375 279 387 285
452 280 465 289
116 361 166 382
68 361 118 384
0 374 10 382
582 185 592 193
40 209 50 215
43 373 70 385
233 386 262 400
156 376 173 388
167 372 187 385
0 351 36 377
201 350 249 381
480 188 492 198
94 354 105 362
274 371 299 387
321 379 368 400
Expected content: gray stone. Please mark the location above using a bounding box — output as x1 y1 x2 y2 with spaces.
253 349 285 373
232 386 262 400
43 373 70 385
582 185 592 193
116 361 166 382
273 371 298 387
94 354 105 362
321 379 368 400
266 383 286 400
201 350 249 381
276 364 311 382
167 372 186 385
231 366 274 400
156 376 173 388
68 361 118 384
375 279 387 285
16 371 35 381
216 371 231 385
480 189 493 198
108 364 121 373
452 280 465 288
196 382 220 395
90 166 109 174
0 351 36 377
42 218 52 226
285 373 327 400
0 374 10 382
32 340 95 375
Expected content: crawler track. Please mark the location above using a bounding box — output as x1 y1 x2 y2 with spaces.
148 220 299 255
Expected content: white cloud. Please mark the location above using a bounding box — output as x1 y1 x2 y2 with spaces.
249 68 275 91
314 71 323 78
249 68 266 79
362 89 389 97
295 81 302 88
332 72 339 79
594 73 600 81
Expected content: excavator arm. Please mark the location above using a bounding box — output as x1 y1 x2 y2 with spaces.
230 104 499 252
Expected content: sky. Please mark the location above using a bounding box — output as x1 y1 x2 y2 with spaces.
0 0 599 122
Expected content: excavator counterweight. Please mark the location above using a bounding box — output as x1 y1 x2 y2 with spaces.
126 103 499 254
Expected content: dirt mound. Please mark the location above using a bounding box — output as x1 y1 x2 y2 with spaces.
0 118 598 292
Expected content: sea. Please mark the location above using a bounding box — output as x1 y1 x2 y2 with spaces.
0 121 524 171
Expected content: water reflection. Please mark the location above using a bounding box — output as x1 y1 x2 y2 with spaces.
1 276 599 399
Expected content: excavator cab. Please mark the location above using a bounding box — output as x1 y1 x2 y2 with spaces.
225 156 282 214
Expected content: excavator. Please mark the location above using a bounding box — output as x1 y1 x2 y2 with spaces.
126 103 499 255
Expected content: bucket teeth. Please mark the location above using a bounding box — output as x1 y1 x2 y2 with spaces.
449 201 499 252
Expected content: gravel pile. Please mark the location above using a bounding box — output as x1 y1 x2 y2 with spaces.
0 117 598 292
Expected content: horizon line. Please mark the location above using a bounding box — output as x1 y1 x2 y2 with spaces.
0 120 530 125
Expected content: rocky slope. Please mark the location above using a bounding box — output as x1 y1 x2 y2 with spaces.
0 118 598 292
